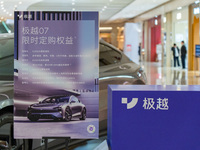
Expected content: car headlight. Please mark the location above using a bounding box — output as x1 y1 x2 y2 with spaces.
137 72 141 77
137 68 143 78
28 105 33 109
27 105 32 113
53 107 62 111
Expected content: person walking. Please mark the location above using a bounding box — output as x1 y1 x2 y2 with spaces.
171 43 180 67
138 43 141 61
180 41 187 69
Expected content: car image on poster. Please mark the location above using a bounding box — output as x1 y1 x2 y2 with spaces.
27 95 86 122
14 11 99 139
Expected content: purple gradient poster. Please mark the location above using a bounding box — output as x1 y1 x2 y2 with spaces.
14 11 99 139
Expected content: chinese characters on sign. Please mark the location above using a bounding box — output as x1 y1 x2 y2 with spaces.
22 27 73 45
19 24 83 86
143 97 169 110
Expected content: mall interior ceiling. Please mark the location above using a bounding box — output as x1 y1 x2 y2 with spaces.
0 0 197 24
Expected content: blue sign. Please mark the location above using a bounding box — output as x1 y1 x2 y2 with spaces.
195 44 200 57
108 85 200 150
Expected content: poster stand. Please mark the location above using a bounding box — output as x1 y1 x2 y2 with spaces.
42 137 71 150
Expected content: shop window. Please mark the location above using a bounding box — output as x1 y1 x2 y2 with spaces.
100 44 122 66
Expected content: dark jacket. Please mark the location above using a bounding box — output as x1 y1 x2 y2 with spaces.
181 45 187 56
171 46 180 57
138 46 141 56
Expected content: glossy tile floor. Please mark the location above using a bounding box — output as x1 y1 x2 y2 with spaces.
141 62 200 85
67 62 200 150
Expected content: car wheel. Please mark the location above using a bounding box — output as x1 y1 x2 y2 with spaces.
64 107 72 122
0 112 13 128
80 108 86 120
27 115 39 122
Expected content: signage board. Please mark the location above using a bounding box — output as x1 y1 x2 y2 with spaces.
14 11 99 139
108 85 200 150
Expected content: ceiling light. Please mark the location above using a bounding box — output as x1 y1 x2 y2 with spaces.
1 4 3 7
155 19 158 25
194 7 200 14
72 2 75 5
195 0 200 4
3 9 6 12
72 0 75 1
109 0 113 2
99 27 113 31
0 1 3 4
163 17 166 23
72 8 75 11
177 13 182 20
102 8 105 11
177 7 182 10
9 13 12 16
6 12 8 14
1 7 4 10
19 1 22 4
104 6 107 9
14 5 17 7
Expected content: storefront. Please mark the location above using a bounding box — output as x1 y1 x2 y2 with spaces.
99 26 124 50
144 16 161 62
99 27 112 44
117 26 124 51
188 2 200 71
124 22 142 64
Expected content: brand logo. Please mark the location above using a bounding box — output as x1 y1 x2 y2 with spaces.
122 98 138 109
87 125 96 134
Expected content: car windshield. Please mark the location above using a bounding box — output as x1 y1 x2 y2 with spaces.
42 96 70 103
0 38 14 80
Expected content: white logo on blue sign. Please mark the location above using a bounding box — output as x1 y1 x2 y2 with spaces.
121 98 138 109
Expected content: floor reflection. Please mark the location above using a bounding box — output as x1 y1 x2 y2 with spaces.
142 62 200 85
